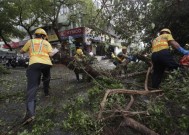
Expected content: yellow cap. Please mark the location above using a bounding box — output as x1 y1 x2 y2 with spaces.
160 28 171 34
76 49 83 55
122 46 127 50
35 28 47 36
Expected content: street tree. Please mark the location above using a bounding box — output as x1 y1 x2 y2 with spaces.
143 0 189 46
91 0 150 49
96 0 189 53
0 0 25 51
38 0 97 42
12 0 44 39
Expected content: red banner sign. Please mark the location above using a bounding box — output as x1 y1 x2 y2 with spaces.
3 42 20 49
59 27 85 37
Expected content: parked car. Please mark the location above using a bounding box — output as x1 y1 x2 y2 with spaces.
3 56 29 68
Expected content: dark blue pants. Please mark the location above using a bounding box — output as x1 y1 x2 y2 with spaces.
26 63 51 117
151 49 179 89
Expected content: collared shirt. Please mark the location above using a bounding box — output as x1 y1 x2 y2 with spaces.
152 34 174 53
21 38 53 65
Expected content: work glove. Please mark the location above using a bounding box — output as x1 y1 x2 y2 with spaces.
177 47 189 55
111 53 116 58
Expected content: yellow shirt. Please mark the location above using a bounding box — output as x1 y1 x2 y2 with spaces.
21 38 53 65
152 34 174 53
74 54 85 62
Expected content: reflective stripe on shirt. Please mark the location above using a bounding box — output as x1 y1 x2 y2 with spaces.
152 37 169 52
30 39 48 57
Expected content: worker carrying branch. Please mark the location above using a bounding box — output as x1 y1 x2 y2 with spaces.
73 48 86 81
151 28 189 89
112 46 136 75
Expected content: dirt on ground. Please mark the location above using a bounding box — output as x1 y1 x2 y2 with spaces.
0 64 94 134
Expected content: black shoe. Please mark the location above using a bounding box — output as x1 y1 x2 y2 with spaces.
22 115 35 125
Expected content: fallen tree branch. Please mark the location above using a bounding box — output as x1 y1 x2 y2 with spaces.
107 89 162 95
99 111 148 122
95 54 161 134
144 62 153 91
126 71 147 77
122 117 159 135
136 54 152 66
125 95 134 111
98 89 162 119
100 110 148 117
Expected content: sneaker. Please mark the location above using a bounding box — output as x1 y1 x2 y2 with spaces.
22 115 35 125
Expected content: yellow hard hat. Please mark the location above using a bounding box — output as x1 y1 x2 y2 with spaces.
35 28 47 37
76 49 83 55
160 28 171 34
122 46 127 50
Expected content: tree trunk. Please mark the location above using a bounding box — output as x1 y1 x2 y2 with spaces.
53 27 62 43
26 29 32 39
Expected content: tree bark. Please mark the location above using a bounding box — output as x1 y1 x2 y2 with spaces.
122 117 159 135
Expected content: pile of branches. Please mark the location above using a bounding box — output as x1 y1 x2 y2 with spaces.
60 54 165 134
60 52 189 135
96 54 163 135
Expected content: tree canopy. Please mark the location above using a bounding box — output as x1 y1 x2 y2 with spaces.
1 0 189 134
0 0 25 50
1 0 189 47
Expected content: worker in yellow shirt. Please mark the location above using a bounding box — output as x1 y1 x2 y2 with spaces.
74 48 86 81
74 48 85 61
20 28 55 124
112 46 135 75
151 28 189 89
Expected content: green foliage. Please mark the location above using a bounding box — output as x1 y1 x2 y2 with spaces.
18 104 57 135
0 68 25 102
144 0 189 45
0 0 26 42
95 76 124 89
0 64 10 75
127 61 148 72
106 93 127 110
88 77 124 109
62 95 103 135
62 77 124 134
141 69 189 134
